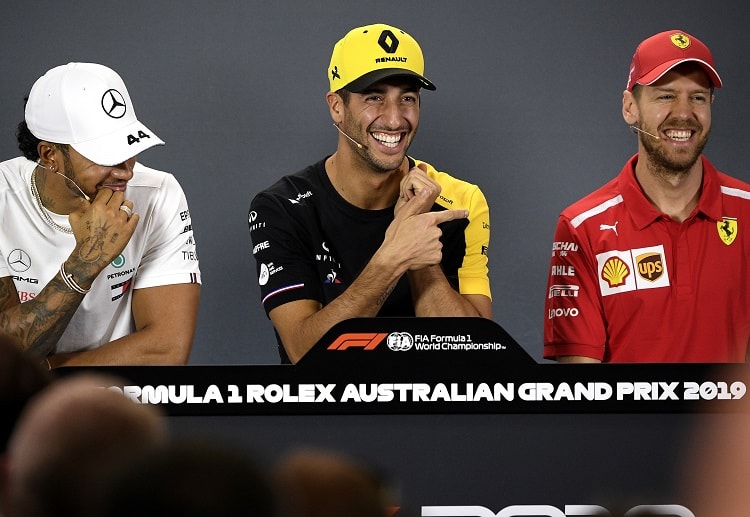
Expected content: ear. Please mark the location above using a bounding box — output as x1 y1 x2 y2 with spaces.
622 90 638 125
326 91 343 124
36 141 57 170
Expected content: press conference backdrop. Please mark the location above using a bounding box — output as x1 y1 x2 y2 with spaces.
3 0 750 364
4 1 750 514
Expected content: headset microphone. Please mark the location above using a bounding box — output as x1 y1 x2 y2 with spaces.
333 122 367 150
37 164 92 202
630 125 660 140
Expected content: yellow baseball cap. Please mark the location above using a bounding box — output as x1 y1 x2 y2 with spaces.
328 23 436 93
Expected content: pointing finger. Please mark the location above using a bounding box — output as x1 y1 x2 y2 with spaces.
432 209 469 224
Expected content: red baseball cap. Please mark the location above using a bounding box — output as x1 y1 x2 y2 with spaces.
626 30 722 91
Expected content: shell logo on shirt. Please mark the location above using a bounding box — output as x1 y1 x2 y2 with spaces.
601 257 630 288
596 245 670 296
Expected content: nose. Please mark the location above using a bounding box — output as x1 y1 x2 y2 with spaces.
110 160 135 180
672 95 696 120
380 98 405 128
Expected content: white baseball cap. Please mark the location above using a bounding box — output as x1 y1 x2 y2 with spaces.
25 62 164 166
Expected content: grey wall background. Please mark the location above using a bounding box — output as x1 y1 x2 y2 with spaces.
2 1 750 364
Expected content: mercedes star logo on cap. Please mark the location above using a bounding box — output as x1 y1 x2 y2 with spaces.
101 89 127 119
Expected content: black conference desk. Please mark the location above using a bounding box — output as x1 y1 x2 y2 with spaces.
60 318 748 516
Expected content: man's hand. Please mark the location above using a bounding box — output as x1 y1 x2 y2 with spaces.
67 188 139 286
395 163 440 216
383 181 468 273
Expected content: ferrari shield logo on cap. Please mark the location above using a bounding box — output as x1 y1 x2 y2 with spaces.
670 33 691 49
717 217 738 245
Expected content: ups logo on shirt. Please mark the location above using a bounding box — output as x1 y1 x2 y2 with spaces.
636 252 664 282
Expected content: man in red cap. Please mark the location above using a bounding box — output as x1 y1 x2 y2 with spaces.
543 30 750 362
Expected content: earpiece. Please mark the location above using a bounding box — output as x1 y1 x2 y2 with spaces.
36 162 91 201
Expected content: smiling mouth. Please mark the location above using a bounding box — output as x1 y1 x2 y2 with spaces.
371 132 404 148
663 129 694 142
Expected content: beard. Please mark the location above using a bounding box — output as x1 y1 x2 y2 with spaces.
60 149 93 200
640 123 709 178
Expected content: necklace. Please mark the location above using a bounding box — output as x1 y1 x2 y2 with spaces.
30 168 73 234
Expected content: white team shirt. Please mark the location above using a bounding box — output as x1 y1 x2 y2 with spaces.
0 157 201 353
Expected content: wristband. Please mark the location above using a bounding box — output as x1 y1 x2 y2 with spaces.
59 263 90 295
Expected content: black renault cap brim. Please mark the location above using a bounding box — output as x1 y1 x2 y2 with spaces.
343 68 436 92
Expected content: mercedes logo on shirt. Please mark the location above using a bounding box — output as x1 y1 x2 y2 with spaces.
101 89 127 119
8 249 31 272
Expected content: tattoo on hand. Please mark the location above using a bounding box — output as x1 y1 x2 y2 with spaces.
79 223 111 263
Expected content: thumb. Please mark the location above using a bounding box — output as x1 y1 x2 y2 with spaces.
396 187 435 218
402 188 435 216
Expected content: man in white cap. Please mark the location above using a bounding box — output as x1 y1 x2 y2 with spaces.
250 23 492 363
544 30 750 362
0 62 201 367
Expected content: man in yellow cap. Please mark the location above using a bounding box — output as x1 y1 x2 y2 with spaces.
249 23 492 363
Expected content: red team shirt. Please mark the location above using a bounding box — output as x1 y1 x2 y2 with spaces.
544 155 750 362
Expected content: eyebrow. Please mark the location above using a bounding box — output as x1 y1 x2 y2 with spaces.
359 83 420 95
650 85 711 95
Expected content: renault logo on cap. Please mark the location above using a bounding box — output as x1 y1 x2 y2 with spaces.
378 30 399 53
101 89 127 119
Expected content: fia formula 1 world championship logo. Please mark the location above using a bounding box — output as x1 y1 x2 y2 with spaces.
327 332 413 352
387 332 414 351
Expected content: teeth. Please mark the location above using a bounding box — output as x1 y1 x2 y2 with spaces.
665 129 692 141
372 132 401 148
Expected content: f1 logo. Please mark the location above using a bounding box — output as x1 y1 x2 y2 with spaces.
328 333 387 351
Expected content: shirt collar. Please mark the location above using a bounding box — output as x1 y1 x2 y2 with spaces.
618 154 723 229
